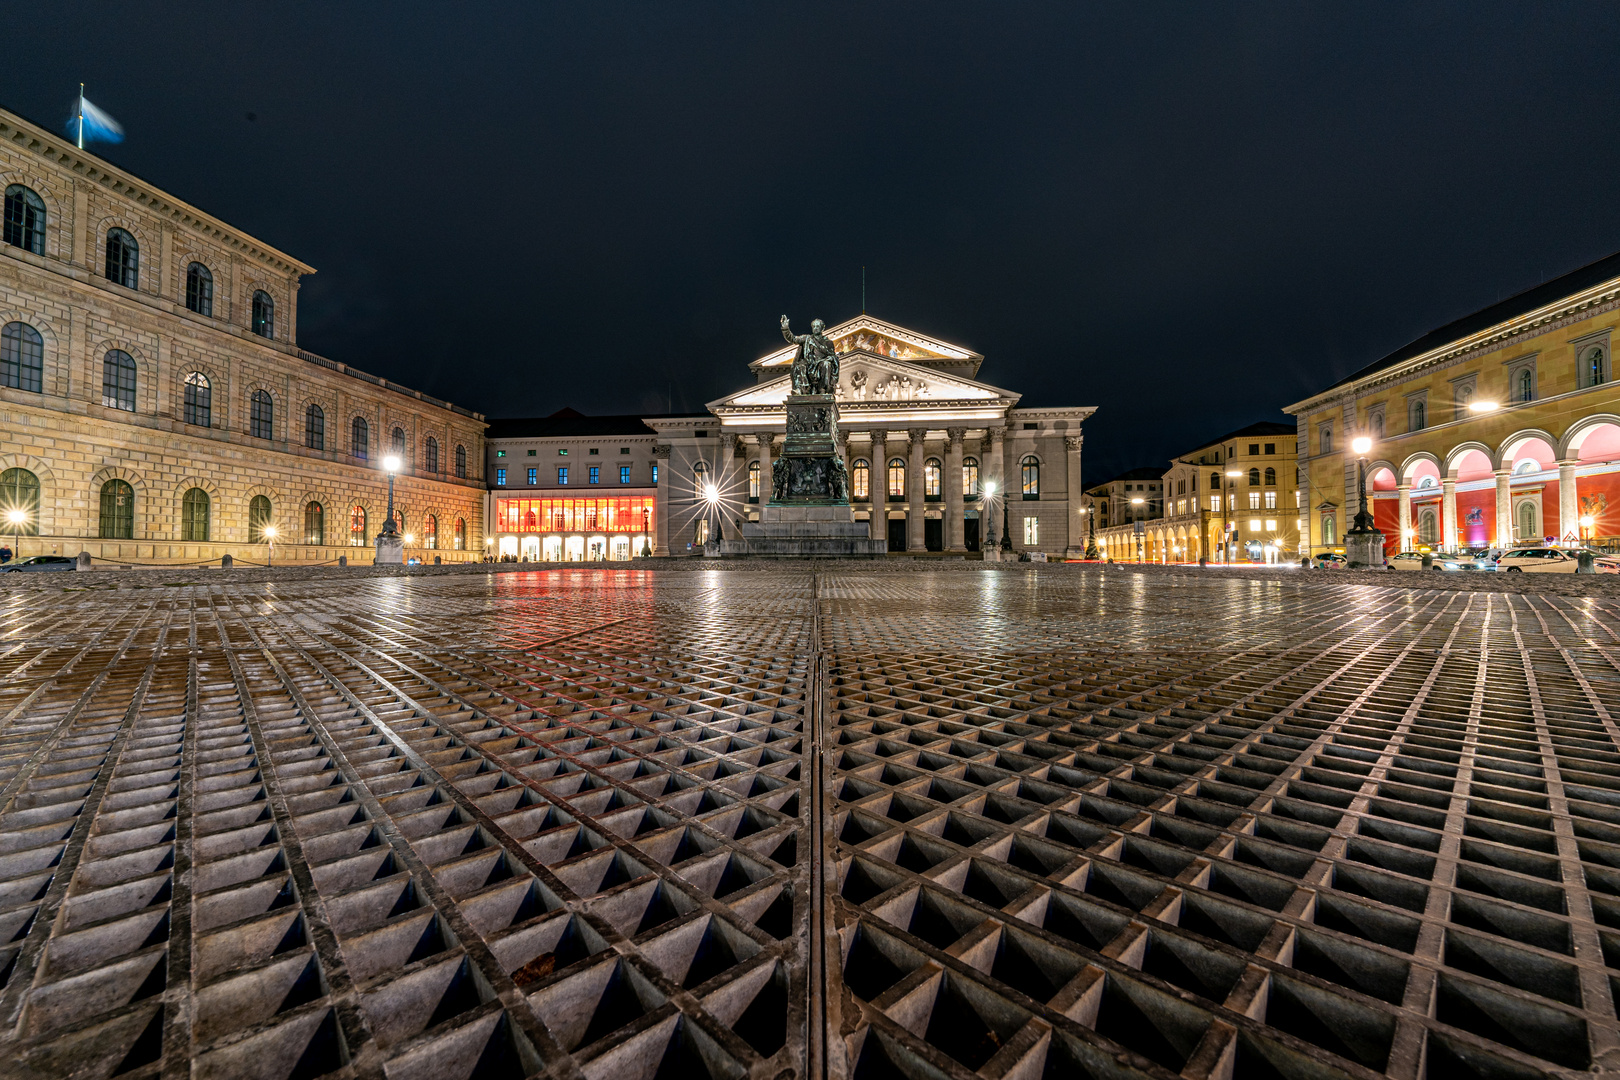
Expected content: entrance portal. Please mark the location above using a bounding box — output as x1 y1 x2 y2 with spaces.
887 517 907 552
925 518 942 551
965 519 979 551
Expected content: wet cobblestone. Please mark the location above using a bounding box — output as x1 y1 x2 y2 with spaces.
0 566 1616 1079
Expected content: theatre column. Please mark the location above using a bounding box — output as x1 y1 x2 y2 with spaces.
907 428 927 552
869 431 887 543
1494 470 1511 548
1064 435 1084 555
1558 459 1579 542
1442 478 1458 550
945 428 965 551
1397 483 1412 549
653 443 672 556
755 432 773 504
988 426 1007 547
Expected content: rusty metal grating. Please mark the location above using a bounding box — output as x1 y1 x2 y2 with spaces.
0 568 1617 1080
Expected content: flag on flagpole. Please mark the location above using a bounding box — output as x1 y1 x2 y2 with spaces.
66 88 123 147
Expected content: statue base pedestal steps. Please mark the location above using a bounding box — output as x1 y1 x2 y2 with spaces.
719 503 888 558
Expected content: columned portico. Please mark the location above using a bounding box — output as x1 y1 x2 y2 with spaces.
869 430 888 543
754 433 773 506
907 428 927 551
946 428 965 551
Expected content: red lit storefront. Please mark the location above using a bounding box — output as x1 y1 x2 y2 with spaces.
493 495 655 561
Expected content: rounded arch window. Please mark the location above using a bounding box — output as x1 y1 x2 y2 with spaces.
349 505 368 546
1021 455 1040 498
1320 514 1337 547
250 390 274 440
748 461 761 501
251 290 274 339
0 468 40 535
453 518 466 550
1263 467 1276 486
1209 472 1220 490
105 228 138 289
1417 508 1439 545
693 461 710 498
1516 500 1539 540
1416 474 1437 490
1 322 44 393
1247 468 1260 486
186 263 213 316
424 515 438 549
851 459 870 501
102 350 136 411
1587 347 1607 387
390 426 406 457
454 444 467 479
351 417 369 459
304 501 324 545
181 488 210 542
1411 400 1426 431
4 185 46 254
183 371 211 427
887 458 906 499
99 479 133 539
248 495 273 541
1517 368 1534 402
1513 458 1539 476
962 456 979 498
425 437 439 473
305 404 325 450
923 457 942 499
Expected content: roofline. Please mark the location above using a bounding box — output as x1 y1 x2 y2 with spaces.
0 103 316 277
750 314 984 369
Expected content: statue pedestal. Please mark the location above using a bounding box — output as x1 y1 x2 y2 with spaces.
1344 527 1385 569
374 533 404 565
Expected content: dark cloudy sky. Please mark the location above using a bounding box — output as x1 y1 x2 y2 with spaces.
12 3 1620 482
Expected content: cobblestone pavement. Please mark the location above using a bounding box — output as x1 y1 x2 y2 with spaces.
1 567 1618 1080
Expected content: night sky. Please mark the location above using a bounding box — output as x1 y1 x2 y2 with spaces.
13 4 1620 482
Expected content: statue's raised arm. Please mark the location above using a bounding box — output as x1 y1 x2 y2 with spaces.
781 315 800 347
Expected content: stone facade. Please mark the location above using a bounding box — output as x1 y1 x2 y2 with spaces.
0 105 486 564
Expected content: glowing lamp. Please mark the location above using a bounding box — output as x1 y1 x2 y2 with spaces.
261 526 277 540
1225 470 1241 478
1130 497 1144 505
6 510 25 525
1581 515 1595 528
703 483 719 502
403 534 415 545
1351 437 1372 455
984 481 996 497
383 455 402 473
1468 401 1500 413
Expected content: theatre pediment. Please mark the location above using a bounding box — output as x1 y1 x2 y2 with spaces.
710 354 1015 419
751 315 985 378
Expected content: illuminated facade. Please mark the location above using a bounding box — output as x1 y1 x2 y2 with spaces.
486 316 1097 558
1287 249 1620 555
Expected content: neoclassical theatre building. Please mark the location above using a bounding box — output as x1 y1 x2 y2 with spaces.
485 316 1094 558
0 104 486 563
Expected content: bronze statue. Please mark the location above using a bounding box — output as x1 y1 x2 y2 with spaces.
780 315 839 396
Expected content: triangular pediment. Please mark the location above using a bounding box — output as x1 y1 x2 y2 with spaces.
752 315 984 377
711 354 1013 412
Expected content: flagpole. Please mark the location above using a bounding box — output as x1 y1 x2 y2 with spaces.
77 84 84 150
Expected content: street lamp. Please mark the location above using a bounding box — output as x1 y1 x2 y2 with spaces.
642 505 652 558
1000 480 1013 554
702 482 720 549
1224 470 1241 564
1350 436 1374 533
381 455 402 538
262 524 277 567
1581 514 1596 543
6 507 27 562
1130 497 1145 561
1468 401 1500 413
983 481 998 550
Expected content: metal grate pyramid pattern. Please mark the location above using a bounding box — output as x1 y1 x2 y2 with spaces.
0 568 1616 1080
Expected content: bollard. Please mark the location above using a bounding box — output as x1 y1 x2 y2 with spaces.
76 551 92 571
434 556 441 565
1300 557 1311 569
221 553 233 569
338 555 347 567
1578 550 1597 574
1421 553 1433 570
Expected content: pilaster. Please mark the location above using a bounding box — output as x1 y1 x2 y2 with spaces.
907 428 927 551
653 443 672 556
945 428 965 552
869 431 887 544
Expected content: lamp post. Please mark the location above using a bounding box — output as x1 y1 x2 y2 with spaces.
6 508 25 561
373 455 404 564
1344 435 1386 568
983 481 997 551
262 524 277 567
1000 484 1013 553
1223 469 1241 564
1130 497 1145 561
642 506 652 558
382 455 401 537
1581 514 1595 544
702 483 720 553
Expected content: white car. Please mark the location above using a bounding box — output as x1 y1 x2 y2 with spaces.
1496 547 1620 574
1389 551 1497 571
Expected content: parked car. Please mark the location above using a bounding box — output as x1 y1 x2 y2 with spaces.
0 555 77 573
1389 551 1497 572
1496 547 1620 573
1310 553 1348 569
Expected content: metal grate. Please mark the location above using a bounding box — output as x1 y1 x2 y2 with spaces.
0 568 1616 1080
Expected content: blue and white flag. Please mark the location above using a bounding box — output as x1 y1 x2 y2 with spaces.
67 91 123 146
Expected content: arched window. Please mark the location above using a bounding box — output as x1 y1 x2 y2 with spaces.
852 459 870 501
748 461 760 501
305 404 325 450
4 185 46 254
99 479 133 539
248 495 273 541
1517 368 1534 403
105 228 138 289
349 505 367 546
887 458 906 499
1320 514 1337 547
1513 458 1538 476
1 322 43 393
1586 347 1608 387
1417 508 1439 545
1371 413 1384 440
251 291 274 339
183 372 211 427
186 263 213 316
390 427 406 458
1209 472 1220 491
304 501 324 545
250 390 274 439
425 437 439 473
921 458 940 500
424 515 438 549
693 461 710 496
1247 468 1260 487
1410 400 1426 431
0 468 40 535
102 350 136 411
1416 475 1437 490
962 457 979 498
393 509 406 536
181 488 210 541
1021 456 1040 498
1517 500 1538 541
1263 467 1275 486
455 444 467 479
352 417 369 460
454 518 466 550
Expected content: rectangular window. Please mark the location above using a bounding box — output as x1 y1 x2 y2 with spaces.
495 468 506 486
527 468 537 485
1248 519 1262 532
1023 516 1039 545
1264 491 1277 509
1248 492 1260 510
589 466 600 484
651 464 658 483
1264 443 1275 455
620 466 630 483
1248 444 1259 455
495 450 505 457
1210 496 1221 512
620 447 630 454
559 468 569 484
558 448 568 455
1265 519 1277 531
589 448 599 455
527 449 536 456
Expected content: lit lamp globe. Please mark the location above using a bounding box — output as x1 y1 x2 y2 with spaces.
383 455 401 472
1351 436 1372 456
1346 435 1383 568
